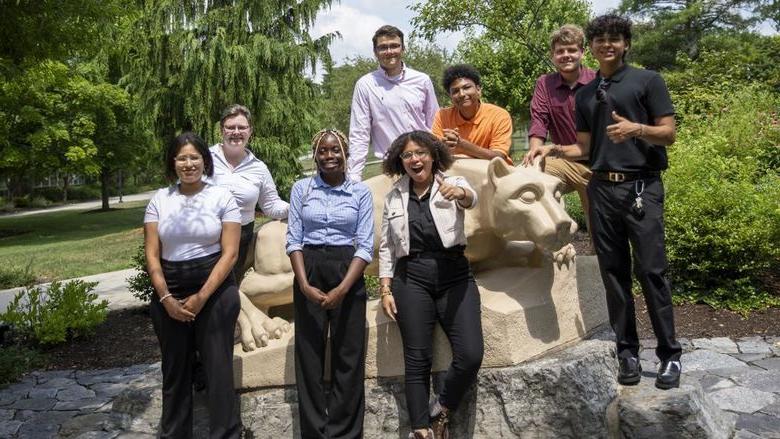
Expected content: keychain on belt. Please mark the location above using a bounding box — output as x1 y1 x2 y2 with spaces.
632 179 645 218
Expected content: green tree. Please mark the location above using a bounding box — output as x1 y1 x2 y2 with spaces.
319 42 452 135
619 0 769 69
123 0 338 195
412 0 590 116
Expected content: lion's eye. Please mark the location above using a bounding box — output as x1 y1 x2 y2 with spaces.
519 190 538 203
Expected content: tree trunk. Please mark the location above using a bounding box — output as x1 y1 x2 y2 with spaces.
62 175 69 203
100 166 111 211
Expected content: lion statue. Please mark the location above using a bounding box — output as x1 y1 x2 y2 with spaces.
235 158 578 351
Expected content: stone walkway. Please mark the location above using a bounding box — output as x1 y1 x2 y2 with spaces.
0 336 778 438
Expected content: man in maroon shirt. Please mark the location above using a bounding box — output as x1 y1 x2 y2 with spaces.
523 25 596 229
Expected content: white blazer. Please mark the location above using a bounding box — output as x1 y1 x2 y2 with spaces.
378 173 477 279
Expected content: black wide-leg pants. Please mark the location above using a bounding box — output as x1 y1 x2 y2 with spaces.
150 253 241 439
587 177 682 362
294 246 367 439
392 255 484 430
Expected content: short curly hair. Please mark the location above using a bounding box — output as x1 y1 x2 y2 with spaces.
442 64 481 94
383 131 454 177
586 14 632 46
165 132 214 182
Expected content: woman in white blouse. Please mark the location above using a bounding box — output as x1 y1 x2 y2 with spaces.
144 132 242 438
210 104 289 280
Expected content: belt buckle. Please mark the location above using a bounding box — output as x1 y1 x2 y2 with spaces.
608 172 626 182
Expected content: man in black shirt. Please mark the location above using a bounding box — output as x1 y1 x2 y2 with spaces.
538 14 682 389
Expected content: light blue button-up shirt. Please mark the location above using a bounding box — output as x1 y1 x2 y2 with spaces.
285 174 374 263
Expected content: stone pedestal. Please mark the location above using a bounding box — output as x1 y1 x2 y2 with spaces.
233 255 609 388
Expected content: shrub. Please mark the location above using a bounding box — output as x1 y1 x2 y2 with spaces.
29 196 51 208
0 262 36 289
563 192 586 232
127 244 154 302
0 280 108 345
664 86 780 313
0 345 46 387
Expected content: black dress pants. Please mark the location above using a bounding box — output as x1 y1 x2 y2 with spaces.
150 253 241 439
587 177 682 362
392 255 483 430
294 246 367 439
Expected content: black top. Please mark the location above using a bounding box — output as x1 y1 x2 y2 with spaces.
575 64 675 172
408 185 447 253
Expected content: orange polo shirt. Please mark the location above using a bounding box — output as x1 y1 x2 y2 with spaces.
432 102 514 165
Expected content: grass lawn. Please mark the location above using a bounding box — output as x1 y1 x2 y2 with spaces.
0 201 146 287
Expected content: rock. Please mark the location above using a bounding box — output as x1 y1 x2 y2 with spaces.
681 350 749 372
617 381 735 439
734 430 767 439
760 401 780 417
0 408 14 421
28 387 58 399
58 385 97 401
0 420 22 437
239 340 618 438
729 369 780 393
16 420 60 438
9 397 56 411
72 432 121 439
692 337 739 354
753 357 780 371
736 337 772 354
698 375 735 392
733 353 771 363
53 397 111 411
76 369 129 386
91 383 130 399
36 377 76 389
59 413 123 438
735 413 780 438
708 386 776 413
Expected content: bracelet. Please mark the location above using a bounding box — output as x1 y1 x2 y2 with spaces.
637 123 645 138
159 292 173 303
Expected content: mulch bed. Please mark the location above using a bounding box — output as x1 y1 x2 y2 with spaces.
34 231 779 371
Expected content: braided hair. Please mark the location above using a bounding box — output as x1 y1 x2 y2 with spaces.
310 128 349 172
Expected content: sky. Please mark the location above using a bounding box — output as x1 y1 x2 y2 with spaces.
311 0 623 66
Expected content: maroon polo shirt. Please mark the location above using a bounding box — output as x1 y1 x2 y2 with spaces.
528 67 596 146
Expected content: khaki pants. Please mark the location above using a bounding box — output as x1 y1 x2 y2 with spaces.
543 157 592 231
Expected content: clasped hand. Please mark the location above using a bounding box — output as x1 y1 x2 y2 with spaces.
302 284 346 309
442 128 460 148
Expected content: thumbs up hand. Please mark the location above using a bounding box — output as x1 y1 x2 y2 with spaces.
606 111 643 144
435 174 466 201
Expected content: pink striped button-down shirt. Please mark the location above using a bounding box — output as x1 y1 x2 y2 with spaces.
347 65 439 181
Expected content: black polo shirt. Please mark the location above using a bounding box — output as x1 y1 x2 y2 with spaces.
575 64 675 172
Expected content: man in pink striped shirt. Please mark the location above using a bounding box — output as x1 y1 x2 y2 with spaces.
347 25 440 181
523 25 596 228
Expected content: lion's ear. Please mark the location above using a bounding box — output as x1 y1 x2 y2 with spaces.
487 157 513 188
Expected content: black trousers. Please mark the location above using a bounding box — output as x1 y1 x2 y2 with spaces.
294 246 367 439
233 221 255 282
392 255 483 430
150 253 241 439
587 177 682 362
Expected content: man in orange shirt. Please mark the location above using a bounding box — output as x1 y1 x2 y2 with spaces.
432 64 514 164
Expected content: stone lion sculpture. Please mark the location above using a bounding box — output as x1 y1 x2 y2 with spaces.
235 158 578 351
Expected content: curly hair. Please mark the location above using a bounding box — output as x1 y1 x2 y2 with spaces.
165 132 213 181
585 14 632 46
383 131 453 177
442 64 481 94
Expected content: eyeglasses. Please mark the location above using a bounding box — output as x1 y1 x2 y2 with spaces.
400 150 430 161
174 155 203 164
223 124 250 133
376 43 402 53
596 78 611 104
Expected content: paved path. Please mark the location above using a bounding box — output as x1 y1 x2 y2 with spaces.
0 269 144 314
0 336 778 437
1 191 155 218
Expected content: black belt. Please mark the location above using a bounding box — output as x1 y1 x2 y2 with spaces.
407 251 464 260
592 171 660 183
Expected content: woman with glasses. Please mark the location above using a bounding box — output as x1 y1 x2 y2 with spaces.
378 130 483 439
210 104 289 281
286 129 374 438
144 132 242 438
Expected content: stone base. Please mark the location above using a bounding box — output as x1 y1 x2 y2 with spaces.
233 255 609 388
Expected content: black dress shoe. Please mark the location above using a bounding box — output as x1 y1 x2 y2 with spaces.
618 357 642 385
656 360 681 389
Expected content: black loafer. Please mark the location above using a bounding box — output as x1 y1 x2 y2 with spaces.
655 360 681 389
618 357 642 385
